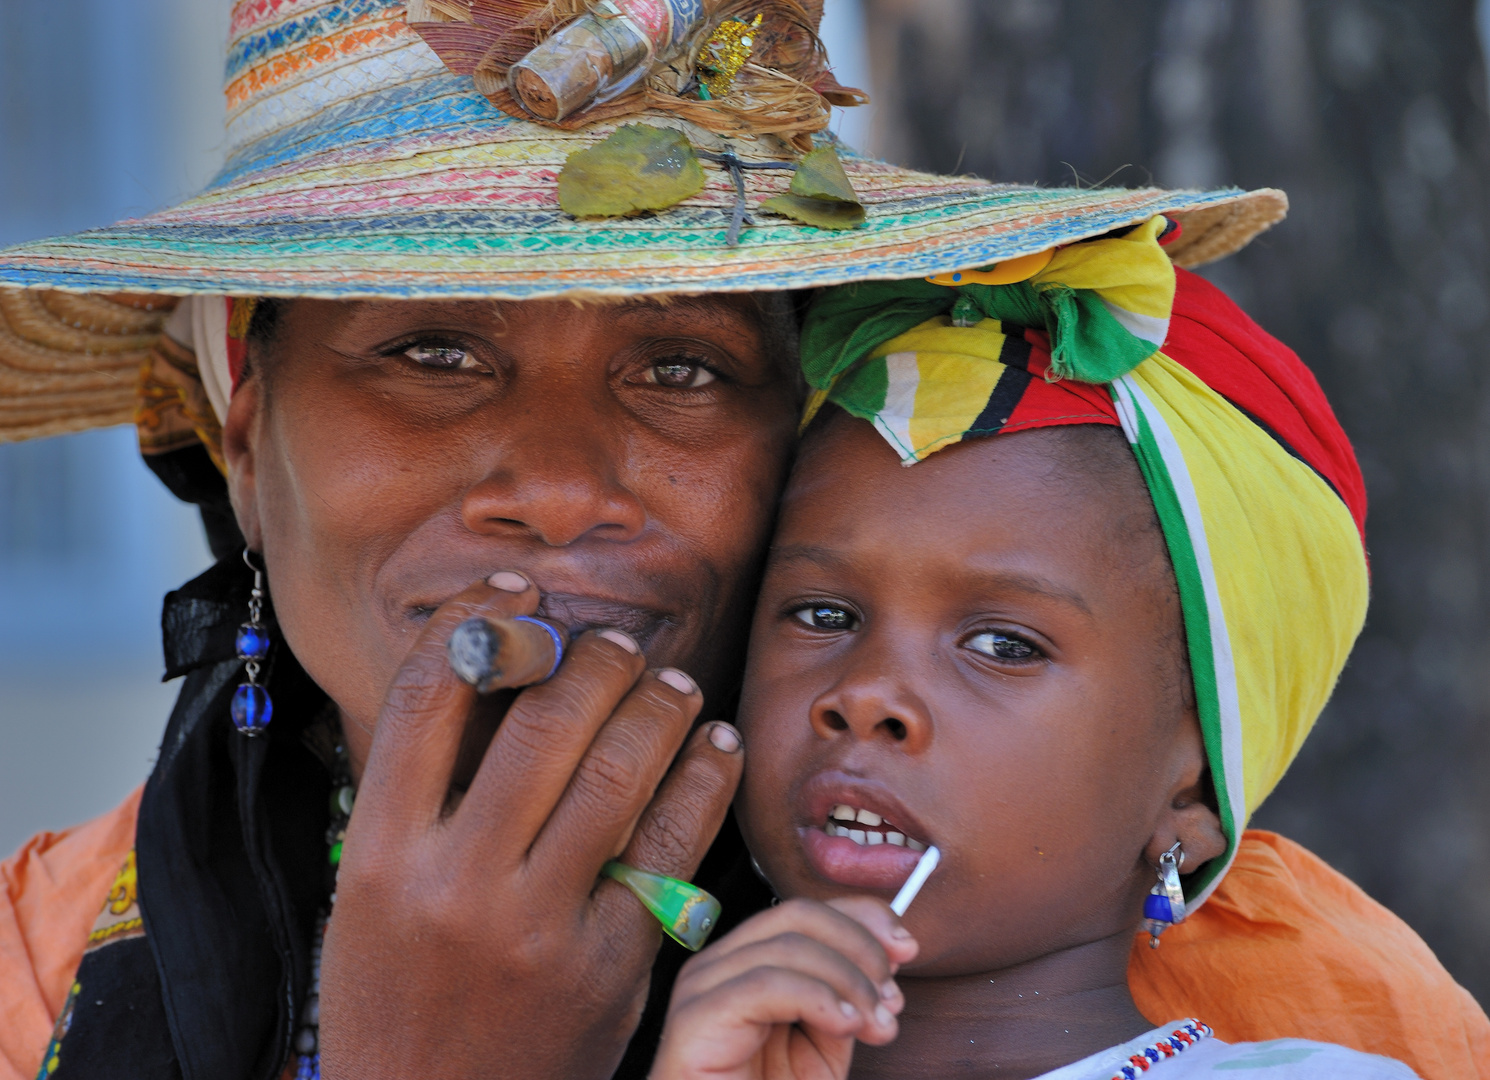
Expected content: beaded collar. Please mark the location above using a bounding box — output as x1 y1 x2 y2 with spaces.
1109 1020 1214 1080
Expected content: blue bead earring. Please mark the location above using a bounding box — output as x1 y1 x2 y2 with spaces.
232 548 273 735
1143 841 1187 948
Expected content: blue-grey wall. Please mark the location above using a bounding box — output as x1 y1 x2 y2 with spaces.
0 0 226 853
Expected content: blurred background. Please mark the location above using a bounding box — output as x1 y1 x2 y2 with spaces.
0 0 1485 1003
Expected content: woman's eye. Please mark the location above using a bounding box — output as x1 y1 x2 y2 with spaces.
792 606 857 631
968 632 1039 661
647 361 717 388
405 344 478 369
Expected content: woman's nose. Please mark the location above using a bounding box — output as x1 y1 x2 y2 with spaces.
459 392 647 547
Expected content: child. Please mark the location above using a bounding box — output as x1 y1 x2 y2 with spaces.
648 220 1417 1078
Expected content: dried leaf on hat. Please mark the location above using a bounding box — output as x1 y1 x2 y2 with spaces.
761 145 865 229
558 124 707 217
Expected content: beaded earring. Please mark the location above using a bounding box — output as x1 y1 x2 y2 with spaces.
1143 841 1187 948
233 548 273 735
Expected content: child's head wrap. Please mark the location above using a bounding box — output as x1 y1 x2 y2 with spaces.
800 218 1370 906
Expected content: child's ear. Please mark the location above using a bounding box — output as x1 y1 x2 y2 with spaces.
1143 714 1227 871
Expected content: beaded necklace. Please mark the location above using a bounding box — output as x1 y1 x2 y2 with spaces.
291 737 354 1080
1108 1020 1214 1080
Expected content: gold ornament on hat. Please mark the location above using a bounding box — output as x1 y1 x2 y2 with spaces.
697 14 762 99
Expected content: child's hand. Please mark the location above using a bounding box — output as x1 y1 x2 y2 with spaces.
649 896 920 1080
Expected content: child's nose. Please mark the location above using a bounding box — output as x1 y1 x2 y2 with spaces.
808 674 933 751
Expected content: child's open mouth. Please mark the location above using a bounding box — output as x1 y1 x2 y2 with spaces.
796 779 934 891
822 803 928 851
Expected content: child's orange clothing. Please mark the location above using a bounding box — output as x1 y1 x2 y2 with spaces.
1130 829 1488 1078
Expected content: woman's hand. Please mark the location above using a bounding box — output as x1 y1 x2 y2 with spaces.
650 897 920 1080
317 574 745 1080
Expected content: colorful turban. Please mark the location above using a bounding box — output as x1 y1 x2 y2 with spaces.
799 217 1370 906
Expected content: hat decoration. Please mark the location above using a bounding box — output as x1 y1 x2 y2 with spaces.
406 0 869 239
405 0 865 141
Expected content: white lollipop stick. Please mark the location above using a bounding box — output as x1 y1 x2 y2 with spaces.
890 845 941 916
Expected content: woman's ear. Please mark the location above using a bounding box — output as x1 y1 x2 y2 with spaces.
221 376 265 553
1144 713 1227 873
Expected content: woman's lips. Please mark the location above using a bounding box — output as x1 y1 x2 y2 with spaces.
407 590 674 648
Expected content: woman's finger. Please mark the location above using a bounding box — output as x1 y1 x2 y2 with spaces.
453 628 648 843
355 575 540 836
587 720 744 933
524 667 704 893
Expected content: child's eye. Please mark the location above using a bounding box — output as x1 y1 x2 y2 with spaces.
967 631 1040 661
646 361 717 387
792 605 858 631
405 343 480 370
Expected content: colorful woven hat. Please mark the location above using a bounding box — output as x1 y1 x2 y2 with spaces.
0 0 1287 444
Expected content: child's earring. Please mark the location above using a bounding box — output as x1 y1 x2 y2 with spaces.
233 548 274 735
1143 841 1187 949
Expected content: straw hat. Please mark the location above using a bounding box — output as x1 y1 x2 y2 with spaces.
0 0 1286 445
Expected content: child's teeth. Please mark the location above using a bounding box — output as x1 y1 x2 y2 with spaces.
824 808 924 849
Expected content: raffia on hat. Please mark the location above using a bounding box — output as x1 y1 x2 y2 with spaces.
0 0 1287 446
0 292 177 442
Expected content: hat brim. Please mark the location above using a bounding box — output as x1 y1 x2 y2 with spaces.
0 75 1285 442
0 74 1284 299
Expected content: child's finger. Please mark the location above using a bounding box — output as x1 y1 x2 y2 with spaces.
672 933 899 1035
683 898 900 998
824 896 921 970
654 967 877 1080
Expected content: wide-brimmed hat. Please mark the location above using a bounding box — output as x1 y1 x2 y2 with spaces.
0 0 1286 445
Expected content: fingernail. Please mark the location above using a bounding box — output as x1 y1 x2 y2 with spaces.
595 629 639 654
839 1000 859 1020
890 925 914 940
487 571 530 593
708 723 741 753
880 980 899 1001
656 668 697 695
874 1004 894 1027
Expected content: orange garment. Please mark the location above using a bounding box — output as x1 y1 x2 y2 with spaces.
3 805 1485 1080
0 787 141 1080
1130 830 1490 1079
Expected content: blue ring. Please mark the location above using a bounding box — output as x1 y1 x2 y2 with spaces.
513 616 564 681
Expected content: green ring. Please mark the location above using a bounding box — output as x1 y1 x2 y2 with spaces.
601 861 721 952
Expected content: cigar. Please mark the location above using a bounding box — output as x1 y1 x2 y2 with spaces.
447 615 568 693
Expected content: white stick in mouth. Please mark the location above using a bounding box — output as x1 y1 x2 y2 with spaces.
890 845 941 917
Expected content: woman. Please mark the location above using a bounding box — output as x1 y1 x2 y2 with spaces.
0 2 1481 1078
